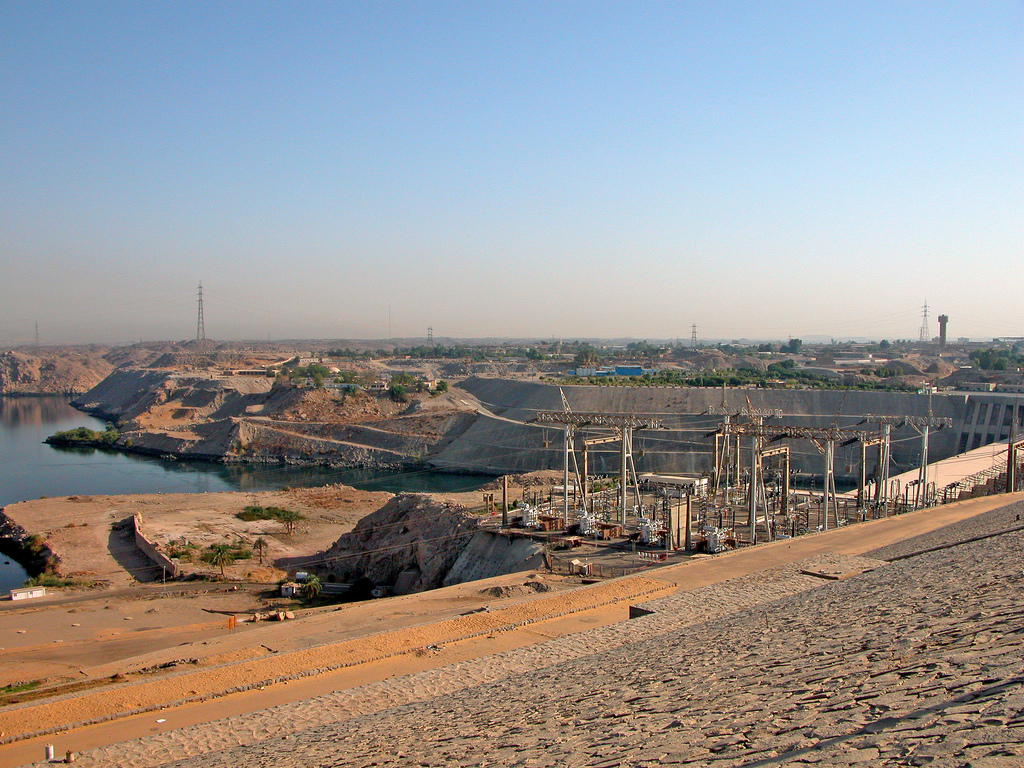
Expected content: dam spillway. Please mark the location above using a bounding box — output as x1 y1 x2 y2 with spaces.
430 378 1024 482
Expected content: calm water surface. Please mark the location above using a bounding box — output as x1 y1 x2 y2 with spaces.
0 396 491 592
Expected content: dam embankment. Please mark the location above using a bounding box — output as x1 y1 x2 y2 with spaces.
431 378 1024 481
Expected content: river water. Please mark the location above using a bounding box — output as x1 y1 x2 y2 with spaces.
0 396 492 592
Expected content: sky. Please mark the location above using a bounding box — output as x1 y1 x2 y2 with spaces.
1 1 1021 346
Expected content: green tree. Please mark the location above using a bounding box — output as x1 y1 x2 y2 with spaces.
278 509 302 535
435 380 448 393
253 537 268 565
574 346 598 367
208 544 235 577
301 573 322 601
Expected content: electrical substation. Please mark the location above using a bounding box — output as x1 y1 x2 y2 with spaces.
481 386 1024 575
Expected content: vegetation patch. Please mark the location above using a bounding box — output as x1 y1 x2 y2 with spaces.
45 425 118 446
23 572 78 588
236 505 303 532
0 534 57 578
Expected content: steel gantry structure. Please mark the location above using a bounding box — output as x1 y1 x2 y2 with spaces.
707 404 783 507
861 415 953 510
535 405 663 525
719 423 871 540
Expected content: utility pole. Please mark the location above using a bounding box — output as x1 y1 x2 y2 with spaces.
502 474 509 527
1007 438 1024 494
196 283 206 346
1007 402 1019 493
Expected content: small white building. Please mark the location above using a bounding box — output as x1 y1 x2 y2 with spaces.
279 582 300 598
11 586 46 601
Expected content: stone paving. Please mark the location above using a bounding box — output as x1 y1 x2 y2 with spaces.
24 504 1024 767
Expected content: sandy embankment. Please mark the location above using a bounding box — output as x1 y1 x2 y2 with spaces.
0 573 673 744
2 493 1021 768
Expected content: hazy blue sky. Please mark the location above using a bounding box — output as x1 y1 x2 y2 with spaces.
1 2 1021 345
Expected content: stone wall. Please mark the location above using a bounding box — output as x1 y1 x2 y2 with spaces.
132 514 179 578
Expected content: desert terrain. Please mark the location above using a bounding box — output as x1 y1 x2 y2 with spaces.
0 492 1021 767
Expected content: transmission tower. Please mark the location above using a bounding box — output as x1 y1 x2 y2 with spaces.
918 302 930 343
427 326 434 346
35 322 39 347
691 324 698 347
196 283 206 346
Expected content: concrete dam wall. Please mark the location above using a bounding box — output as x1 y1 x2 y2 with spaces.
431 378 1024 482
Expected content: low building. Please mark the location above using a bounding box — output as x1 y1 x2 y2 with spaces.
958 382 997 392
279 582 300 598
10 586 46 601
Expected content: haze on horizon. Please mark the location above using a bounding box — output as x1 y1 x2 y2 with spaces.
1 2 1021 347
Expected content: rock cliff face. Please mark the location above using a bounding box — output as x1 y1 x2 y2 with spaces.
320 494 480 592
0 349 113 395
71 368 481 468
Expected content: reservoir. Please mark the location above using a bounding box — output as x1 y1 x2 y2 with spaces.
0 396 492 593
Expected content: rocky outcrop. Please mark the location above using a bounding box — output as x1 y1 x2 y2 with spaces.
0 349 113 395
320 494 480 592
71 369 482 469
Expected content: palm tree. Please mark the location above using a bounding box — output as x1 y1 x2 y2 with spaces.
279 509 302 535
300 574 322 601
208 544 235 577
253 537 268 565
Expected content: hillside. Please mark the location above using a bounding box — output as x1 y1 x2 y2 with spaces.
72 368 482 469
0 348 113 395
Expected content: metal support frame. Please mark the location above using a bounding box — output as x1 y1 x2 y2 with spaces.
712 422 870 534
761 444 790 515
708 404 781 516
1007 438 1024 494
862 414 951 511
807 437 839 530
581 434 619 511
536 409 662 524
858 435 883 510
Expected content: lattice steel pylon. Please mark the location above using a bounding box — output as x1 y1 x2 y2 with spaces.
196 283 206 346
691 324 698 347
918 301 930 343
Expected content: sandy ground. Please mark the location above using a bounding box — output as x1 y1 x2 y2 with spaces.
1 491 1021 767
0 474 556 693
1 486 392 586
